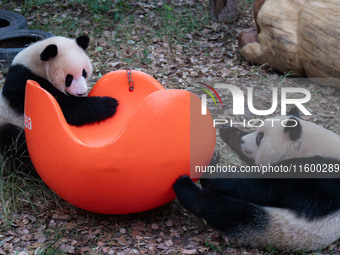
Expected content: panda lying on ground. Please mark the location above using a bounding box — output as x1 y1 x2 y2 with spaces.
0 35 118 168
173 108 340 251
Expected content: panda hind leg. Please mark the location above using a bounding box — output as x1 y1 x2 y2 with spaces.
0 124 36 176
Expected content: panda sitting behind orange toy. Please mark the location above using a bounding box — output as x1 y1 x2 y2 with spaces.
0 35 118 169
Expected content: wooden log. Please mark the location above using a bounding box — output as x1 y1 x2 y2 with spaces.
239 0 340 88
299 0 340 79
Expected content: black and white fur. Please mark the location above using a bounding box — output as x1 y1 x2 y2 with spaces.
173 109 340 251
0 35 118 167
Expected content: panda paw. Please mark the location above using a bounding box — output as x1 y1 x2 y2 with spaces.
173 175 199 197
173 175 203 215
62 96 118 126
84 96 118 125
209 151 221 166
219 126 246 148
98 96 119 119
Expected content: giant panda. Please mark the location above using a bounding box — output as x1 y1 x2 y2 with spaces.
0 35 118 167
173 108 340 251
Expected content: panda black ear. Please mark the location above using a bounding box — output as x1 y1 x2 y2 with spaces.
284 117 301 141
40 44 58 61
287 107 300 118
76 35 90 50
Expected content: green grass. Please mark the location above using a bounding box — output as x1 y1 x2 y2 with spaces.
34 247 66 255
0 138 68 225
2 1 208 42
204 238 223 253
151 4 208 44
0 167 60 223
0 0 210 83
239 0 255 13
0 134 59 222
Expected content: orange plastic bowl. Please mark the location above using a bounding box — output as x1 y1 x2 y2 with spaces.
24 70 215 214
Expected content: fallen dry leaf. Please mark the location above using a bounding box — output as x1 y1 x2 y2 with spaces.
117 236 128 246
182 248 198 254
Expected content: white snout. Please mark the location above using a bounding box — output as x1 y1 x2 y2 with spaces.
241 133 256 159
66 77 88 96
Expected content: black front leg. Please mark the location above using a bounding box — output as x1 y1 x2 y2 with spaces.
58 96 119 126
173 175 268 235
219 126 254 165
200 178 279 206
40 79 119 126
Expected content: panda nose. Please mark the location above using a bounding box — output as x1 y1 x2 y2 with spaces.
77 92 87 96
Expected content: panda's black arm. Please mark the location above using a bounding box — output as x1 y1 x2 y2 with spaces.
201 158 340 219
173 175 269 235
200 178 282 205
57 95 118 126
2 64 47 114
33 77 118 126
2 64 118 126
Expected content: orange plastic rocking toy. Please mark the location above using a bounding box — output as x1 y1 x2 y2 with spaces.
24 70 216 214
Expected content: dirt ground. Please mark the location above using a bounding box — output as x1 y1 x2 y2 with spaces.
0 0 339 254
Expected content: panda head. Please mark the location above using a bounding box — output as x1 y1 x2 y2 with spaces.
13 35 93 96
241 108 340 165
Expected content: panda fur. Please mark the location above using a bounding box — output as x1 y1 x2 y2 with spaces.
173 109 340 251
0 35 118 128
0 35 118 167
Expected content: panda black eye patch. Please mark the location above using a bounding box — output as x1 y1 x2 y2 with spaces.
256 132 264 146
65 74 73 87
82 69 87 79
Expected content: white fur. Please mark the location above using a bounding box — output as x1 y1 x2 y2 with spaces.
0 36 92 129
226 116 340 250
12 36 92 96
241 116 340 165
235 208 340 251
66 76 88 96
0 94 24 128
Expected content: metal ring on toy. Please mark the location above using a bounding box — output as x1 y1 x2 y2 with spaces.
24 70 216 214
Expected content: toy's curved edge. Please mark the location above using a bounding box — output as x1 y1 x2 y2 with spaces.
89 70 165 96
24 80 85 145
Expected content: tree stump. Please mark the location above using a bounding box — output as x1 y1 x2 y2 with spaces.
239 0 340 88
209 0 239 23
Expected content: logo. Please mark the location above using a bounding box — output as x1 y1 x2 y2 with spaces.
199 83 222 106
24 115 32 130
199 83 312 128
201 84 311 116
199 83 222 115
